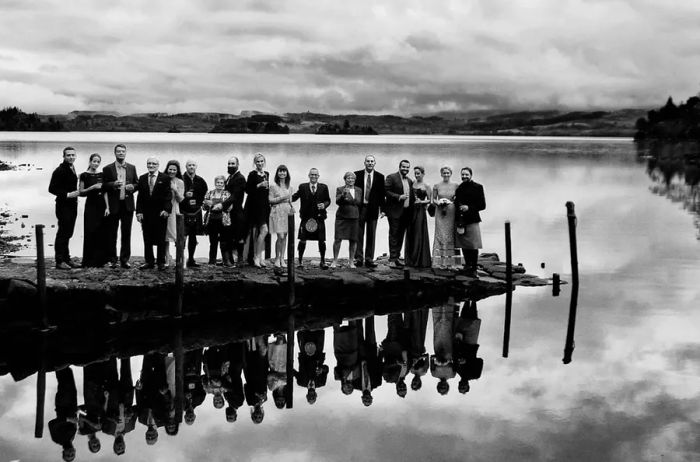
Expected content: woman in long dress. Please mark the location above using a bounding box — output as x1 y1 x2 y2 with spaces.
432 166 458 268
244 153 271 267
268 165 294 268
331 172 362 269
164 160 185 266
454 166 486 278
406 166 432 268
78 153 108 267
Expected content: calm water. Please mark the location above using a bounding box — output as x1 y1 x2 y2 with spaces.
1 133 699 461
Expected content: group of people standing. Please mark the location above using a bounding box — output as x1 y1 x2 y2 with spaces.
49 146 486 275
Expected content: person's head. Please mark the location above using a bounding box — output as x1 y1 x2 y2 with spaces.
306 388 317 405
341 379 354 395
396 379 407 398
227 156 239 174
308 168 320 184
214 175 226 191
274 165 290 187
437 378 450 395
213 393 225 409
62 147 76 164
114 144 127 162
165 422 179 436
165 160 182 179
145 425 158 445
225 406 238 423
253 153 266 170
113 434 126 456
62 445 76 462
364 155 376 172
185 159 197 176
146 157 159 174
185 409 196 425
413 165 425 182
458 379 471 394
273 386 287 409
343 171 356 188
461 167 473 182
399 160 410 177
361 389 373 407
88 433 101 453
251 405 265 424
88 153 101 171
440 166 453 182
411 375 422 391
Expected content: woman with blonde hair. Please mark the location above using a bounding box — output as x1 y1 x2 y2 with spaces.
331 171 362 269
268 165 295 267
244 153 271 267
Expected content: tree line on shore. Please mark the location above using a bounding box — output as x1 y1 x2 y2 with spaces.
635 94 700 140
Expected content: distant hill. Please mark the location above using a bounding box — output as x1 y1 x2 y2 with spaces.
634 95 700 140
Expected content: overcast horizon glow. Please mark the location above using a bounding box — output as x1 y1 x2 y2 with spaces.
1 0 699 115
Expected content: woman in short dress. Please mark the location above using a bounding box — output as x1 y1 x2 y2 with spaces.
164 160 185 265
268 165 295 268
406 166 432 268
432 166 459 268
244 153 271 267
202 175 232 265
78 153 108 267
331 172 362 269
454 166 486 278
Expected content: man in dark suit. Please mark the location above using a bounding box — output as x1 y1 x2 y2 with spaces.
354 155 385 268
182 159 208 267
102 144 138 269
384 160 415 268
291 168 332 269
135 158 172 271
221 156 247 266
48 146 80 269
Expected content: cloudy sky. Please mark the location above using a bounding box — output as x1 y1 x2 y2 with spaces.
1 0 700 115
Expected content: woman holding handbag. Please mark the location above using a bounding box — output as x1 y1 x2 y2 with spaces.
202 176 233 266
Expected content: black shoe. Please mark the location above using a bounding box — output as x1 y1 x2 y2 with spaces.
319 261 329 270
110 261 118 269
139 263 155 270
157 264 166 271
56 262 72 270
365 260 377 268
65 259 80 268
354 259 364 267
187 259 199 268
120 262 131 269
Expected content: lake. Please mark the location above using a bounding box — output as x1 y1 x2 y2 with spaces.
0 133 698 461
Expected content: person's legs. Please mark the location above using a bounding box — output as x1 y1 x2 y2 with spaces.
297 240 306 266
186 224 198 266
396 210 411 261
387 216 400 261
318 240 327 267
355 208 367 263
106 212 119 265
348 240 357 268
331 238 341 267
364 217 377 263
119 206 133 265
208 222 220 264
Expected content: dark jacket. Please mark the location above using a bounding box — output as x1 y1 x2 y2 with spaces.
354 169 385 219
102 161 138 213
136 172 173 217
454 180 485 225
335 186 362 219
384 172 415 219
292 182 331 221
48 161 78 203
181 173 208 214
222 170 247 213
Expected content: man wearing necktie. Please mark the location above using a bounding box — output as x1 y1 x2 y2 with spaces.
136 157 172 270
353 155 385 268
384 160 415 268
291 168 331 269
48 147 80 269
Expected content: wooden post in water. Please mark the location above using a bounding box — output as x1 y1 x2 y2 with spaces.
287 213 295 308
563 202 580 364
174 326 184 423
286 313 295 409
35 224 48 329
552 273 561 297
174 214 185 318
503 221 513 358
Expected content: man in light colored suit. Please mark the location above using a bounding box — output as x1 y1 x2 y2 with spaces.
102 144 138 269
384 160 415 268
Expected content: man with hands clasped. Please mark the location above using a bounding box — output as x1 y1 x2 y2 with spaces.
136 157 172 271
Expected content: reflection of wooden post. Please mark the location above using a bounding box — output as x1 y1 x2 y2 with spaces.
563 202 579 364
503 221 512 358
286 313 295 409
287 214 295 308
175 215 184 318
174 327 184 422
34 333 48 438
552 273 561 297
36 224 48 329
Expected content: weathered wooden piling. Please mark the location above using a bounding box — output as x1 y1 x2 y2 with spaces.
503 221 512 358
174 214 185 318
174 327 184 422
287 214 296 308
552 273 561 297
35 224 48 329
286 313 295 409
563 202 579 364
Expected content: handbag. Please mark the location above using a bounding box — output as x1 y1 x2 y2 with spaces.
427 203 436 217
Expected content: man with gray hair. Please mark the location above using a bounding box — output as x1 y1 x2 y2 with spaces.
182 159 208 267
136 157 172 270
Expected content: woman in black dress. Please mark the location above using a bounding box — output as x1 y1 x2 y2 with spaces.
406 166 432 268
244 153 271 267
78 153 108 267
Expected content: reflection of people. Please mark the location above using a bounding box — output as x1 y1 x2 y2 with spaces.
80 360 116 455
136 158 172 271
454 300 484 394
267 334 288 408
268 165 295 268
380 314 409 398
454 167 486 278
78 153 108 267
244 153 271 267
223 342 246 423
384 160 415 268
102 358 136 457
244 336 269 424
49 367 78 462
136 353 171 446
102 144 138 269
356 316 382 406
406 166 432 268
431 303 457 395
181 160 208 267
333 321 361 396
203 346 229 411
432 166 458 268
48 146 80 270
296 329 329 404
331 172 362 269
406 308 430 391
292 168 332 269
354 155 385 268
183 349 205 425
